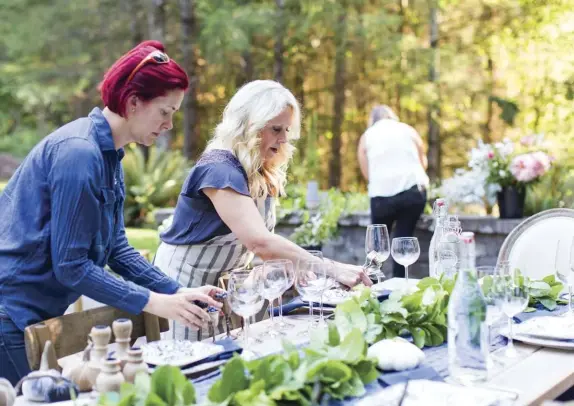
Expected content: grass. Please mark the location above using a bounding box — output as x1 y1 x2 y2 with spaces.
126 227 160 255
0 180 7 193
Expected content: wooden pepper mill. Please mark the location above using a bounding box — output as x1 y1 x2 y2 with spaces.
94 358 124 394
89 325 111 366
112 318 132 368
122 347 148 383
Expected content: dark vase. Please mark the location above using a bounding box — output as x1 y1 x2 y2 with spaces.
497 185 526 219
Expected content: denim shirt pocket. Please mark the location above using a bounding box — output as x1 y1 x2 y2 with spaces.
91 188 116 265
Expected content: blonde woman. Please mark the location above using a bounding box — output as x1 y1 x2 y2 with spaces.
155 80 371 341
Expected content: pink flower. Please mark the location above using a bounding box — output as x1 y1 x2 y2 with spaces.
509 152 551 183
487 151 494 159
520 135 536 147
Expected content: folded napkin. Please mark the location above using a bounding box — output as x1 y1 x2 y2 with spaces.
513 303 569 324
377 364 444 388
149 338 242 371
272 289 392 317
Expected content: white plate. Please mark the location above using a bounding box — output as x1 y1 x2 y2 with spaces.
499 326 574 350
141 340 225 367
514 316 574 340
372 277 420 292
301 289 357 306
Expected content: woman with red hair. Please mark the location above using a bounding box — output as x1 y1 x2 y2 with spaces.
0 41 224 384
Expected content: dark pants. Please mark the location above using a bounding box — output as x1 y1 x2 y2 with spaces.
0 314 30 386
370 185 427 278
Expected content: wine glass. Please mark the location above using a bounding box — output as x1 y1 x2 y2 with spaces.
227 269 265 356
295 259 328 335
391 237 420 289
555 238 574 317
304 250 324 324
260 259 288 337
277 260 296 330
476 266 504 353
365 224 390 285
498 267 529 358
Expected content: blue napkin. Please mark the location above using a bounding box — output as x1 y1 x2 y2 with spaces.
513 303 569 324
148 338 242 371
272 289 392 317
377 364 444 388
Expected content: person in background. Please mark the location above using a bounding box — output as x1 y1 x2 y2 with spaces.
357 105 429 277
155 80 372 341
0 40 223 385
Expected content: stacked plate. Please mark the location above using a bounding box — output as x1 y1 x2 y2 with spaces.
500 316 574 350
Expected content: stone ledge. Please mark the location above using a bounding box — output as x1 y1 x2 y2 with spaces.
154 207 524 235
277 211 523 235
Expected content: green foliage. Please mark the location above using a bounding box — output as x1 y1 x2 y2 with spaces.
0 128 44 158
335 280 450 349
122 145 190 228
125 227 160 255
98 366 196 406
206 329 378 406
289 189 347 247
335 271 564 349
524 164 574 216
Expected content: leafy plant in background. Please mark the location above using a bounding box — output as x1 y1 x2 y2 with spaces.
289 188 347 248
524 164 574 216
98 365 196 406
122 145 190 228
206 328 378 406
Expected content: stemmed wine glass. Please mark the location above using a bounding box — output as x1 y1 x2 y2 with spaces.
295 259 328 335
476 266 504 356
391 237 420 290
364 224 390 284
498 266 529 358
260 259 289 337
555 238 574 317
276 260 296 329
227 269 265 356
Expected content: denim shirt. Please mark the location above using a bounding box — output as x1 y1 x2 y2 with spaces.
0 107 179 331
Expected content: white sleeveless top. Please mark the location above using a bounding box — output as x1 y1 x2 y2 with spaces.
364 119 429 198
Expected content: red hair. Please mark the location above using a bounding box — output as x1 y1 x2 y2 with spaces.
99 40 189 117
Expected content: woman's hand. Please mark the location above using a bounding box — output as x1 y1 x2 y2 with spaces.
178 285 227 298
331 262 373 288
144 289 223 330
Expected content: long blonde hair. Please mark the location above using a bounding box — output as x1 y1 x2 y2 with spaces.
206 80 301 199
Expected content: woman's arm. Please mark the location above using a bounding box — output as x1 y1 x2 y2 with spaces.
410 129 428 170
357 134 369 181
203 187 371 287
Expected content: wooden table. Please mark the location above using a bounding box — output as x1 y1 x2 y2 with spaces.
13 317 574 406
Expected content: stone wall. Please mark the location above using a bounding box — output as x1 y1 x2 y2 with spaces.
275 212 523 280
153 208 523 280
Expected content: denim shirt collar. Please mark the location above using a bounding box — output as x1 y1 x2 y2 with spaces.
88 107 125 160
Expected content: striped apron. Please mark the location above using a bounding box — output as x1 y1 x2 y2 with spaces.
153 196 276 341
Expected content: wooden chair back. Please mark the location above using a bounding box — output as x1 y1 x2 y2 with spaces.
24 306 168 371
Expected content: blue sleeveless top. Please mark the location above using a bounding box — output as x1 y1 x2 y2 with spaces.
160 149 251 245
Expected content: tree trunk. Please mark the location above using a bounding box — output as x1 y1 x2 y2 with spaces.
273 0 286 83
396 0 409 117
179 0 198 160
147 0 166 42
426 0 441 182
147 0 170 152
124 0 149 161
483 53 494 144
329 4 347 189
